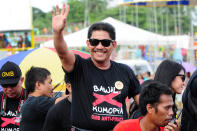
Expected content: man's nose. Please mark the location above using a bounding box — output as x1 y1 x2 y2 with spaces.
5 87 14 91
96 42 104 48
169 108 174 116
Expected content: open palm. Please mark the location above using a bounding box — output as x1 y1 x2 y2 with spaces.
52 4 69 34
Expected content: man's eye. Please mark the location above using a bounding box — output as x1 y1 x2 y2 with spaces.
166 106 171 110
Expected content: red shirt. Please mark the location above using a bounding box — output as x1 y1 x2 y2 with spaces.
113 117 164 131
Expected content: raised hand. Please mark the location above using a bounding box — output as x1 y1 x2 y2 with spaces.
164 120 180 131
52 3 69 34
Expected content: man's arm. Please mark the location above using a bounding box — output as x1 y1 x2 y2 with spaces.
52 3 75 72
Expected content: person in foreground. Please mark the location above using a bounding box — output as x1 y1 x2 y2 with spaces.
19 67 58 131
154 59 185 129
52 3 140 130
43 75 72 131
0 61 28 131
181 69 197 131
114 81 178 131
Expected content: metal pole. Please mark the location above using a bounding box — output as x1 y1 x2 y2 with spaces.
84 0 88 28
146 8 150 31
166 7 169 35
161 9 164 35
119 6 122 21
153 2 158 33
178 1 181 35
151 7 154 32
135 4 139 27
123 6 127 23
190 7 194 38
173 6 177 35
190 7 194 63
131 7 134 25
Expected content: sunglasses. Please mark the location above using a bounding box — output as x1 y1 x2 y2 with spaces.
1 83 18 88
176 74 185 82
89 39 113 47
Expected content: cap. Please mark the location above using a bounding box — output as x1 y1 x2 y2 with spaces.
0 61 22 85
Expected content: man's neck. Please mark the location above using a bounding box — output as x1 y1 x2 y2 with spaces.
140 116 160 131
92 58 111 70
29 91 42 97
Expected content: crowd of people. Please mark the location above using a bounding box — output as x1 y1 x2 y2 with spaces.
0 3 196 131
0 32 31 48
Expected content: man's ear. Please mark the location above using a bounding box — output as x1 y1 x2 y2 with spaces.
146 104 154 114
86 40 90 47
35 81 41 90
112 40 117 48
20 77 24 83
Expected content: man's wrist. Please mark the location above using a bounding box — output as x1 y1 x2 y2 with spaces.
54 31 64 38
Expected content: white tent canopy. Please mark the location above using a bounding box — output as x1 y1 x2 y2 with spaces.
0 0 32 32
41 27 88 48
102 17 167 45
41 17 171 48
165 35 191 49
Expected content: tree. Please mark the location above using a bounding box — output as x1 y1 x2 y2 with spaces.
32 1 196 35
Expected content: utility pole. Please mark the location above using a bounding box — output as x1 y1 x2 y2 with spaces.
166 7 169 35
135 4 139 27
123 6 126 23
153 2 158 33
84 0 88 28
178 1 181 35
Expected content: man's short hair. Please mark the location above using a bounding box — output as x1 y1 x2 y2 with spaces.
25 67 50 94
139 81 172 116
87 22 116 40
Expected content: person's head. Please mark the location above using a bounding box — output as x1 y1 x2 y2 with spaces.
186 72 191 78
86 22 117 64
136 74 143 80
140 81 174 127
65 74 71 95
143 71 151 78
154 59 185 94
19 35 23 40
0 61 24 98
25 67 53 97
3 34 7 39
24 32 28 37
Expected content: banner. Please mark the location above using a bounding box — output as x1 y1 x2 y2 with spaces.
0 0 31 32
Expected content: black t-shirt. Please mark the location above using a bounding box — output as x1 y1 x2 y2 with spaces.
43 97 71 131
19 96 56 131
0 89 27 131
65 55 140 130
181 70 197 131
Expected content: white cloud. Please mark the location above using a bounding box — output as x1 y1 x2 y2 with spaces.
31 0 123 12
30 0 67 13
108 0 124 8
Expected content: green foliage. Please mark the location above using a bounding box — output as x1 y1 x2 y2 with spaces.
67 0 85 23
33 8 52 33
32 1 196 35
